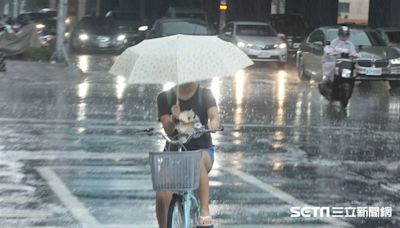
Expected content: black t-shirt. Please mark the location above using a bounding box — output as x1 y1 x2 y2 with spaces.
157 86 217 151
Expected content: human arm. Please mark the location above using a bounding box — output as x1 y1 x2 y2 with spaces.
203 88 220 131
157 92 179 136
207 106 220 131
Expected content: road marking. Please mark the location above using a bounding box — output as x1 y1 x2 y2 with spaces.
381 183 400 194
222 167 353 228
0 209 50 218
36 167 100 226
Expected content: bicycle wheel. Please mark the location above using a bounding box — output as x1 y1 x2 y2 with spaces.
167 194 185 228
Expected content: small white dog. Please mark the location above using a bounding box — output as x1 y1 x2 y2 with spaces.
177 110 198 135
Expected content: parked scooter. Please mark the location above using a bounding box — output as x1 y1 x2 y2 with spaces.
319 52 357 109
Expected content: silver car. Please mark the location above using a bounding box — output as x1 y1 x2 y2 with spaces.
219 21 288 66
297 26 400 89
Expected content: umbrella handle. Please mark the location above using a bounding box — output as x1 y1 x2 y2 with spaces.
176 85 180 106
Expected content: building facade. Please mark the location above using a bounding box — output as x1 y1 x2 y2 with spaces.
337 0 369 24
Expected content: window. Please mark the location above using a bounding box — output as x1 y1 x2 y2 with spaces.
161 21 209 36
235 25 276 37
222 24 233 36
338 2 350 13
308 30 325 43
327 29 387 46
385 31 400 43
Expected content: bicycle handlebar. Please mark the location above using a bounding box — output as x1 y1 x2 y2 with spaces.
145 126 224 146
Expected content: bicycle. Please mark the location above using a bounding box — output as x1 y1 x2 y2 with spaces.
146 124 222 228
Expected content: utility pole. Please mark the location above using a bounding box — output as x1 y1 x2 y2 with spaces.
55 0 68 62
12 0 18 17
77 0 87 20
140 0 145 21
219 0 228 33
0 0 6 18
49 0 57 9
95 0 100 16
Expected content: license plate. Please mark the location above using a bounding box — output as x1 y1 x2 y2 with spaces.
366 68 382 76
258 52 271 58
98 42 110 48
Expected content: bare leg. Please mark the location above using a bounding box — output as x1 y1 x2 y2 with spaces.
156 191 173 228
197 151 214 225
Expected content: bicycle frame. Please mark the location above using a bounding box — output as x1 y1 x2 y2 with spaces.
182 191 200 228
147 126 223 227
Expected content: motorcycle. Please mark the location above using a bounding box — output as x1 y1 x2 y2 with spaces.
318 52 357 109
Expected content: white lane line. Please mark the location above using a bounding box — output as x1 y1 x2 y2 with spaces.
36 167 100 226
0 209 50 218
222 167 353 228
381 183 400 194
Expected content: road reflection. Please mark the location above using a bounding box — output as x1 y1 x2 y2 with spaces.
233 70 246 145
115 76 126 100
275 70 286 126
77 55 89 73
77 80 89 121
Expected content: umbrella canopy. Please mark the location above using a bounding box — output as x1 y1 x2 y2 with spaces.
109 34 253 85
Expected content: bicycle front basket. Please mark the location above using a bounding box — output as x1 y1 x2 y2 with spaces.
149 151 201 191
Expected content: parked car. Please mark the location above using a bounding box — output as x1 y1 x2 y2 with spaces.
17 12 56 35
376 27 400 48
219 21 287 66
165 7 209 24
105 10 147 46
71 16 129 53
268 14 309 53
296 26 400 89
147 18 216 39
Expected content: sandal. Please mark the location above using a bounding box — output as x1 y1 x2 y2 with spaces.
197 215 214 228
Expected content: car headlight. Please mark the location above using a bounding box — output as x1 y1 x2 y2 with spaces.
279 43 287 49
79 34 89 41
390 58 400 65
138 26 148 31
117 34 126 41
274 43 287 49
65 18 71 25
36 23 45 29
237 42 246 48
341 69 352 78
237 42 252 48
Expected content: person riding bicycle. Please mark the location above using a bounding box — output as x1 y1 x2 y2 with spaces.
156 82 220 228
322 26 357 81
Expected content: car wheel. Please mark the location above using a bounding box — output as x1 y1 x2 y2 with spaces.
298 57 310 81
389 81 400 90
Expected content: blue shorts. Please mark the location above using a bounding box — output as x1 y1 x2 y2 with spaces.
201 146 215 161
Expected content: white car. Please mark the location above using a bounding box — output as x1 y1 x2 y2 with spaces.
219 21 287 67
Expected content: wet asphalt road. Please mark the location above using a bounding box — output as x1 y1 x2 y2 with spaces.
0 52 399 228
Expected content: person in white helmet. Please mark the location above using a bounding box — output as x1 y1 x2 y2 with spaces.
322 26 357 81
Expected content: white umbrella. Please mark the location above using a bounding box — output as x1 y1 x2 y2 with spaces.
109 34 253 85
